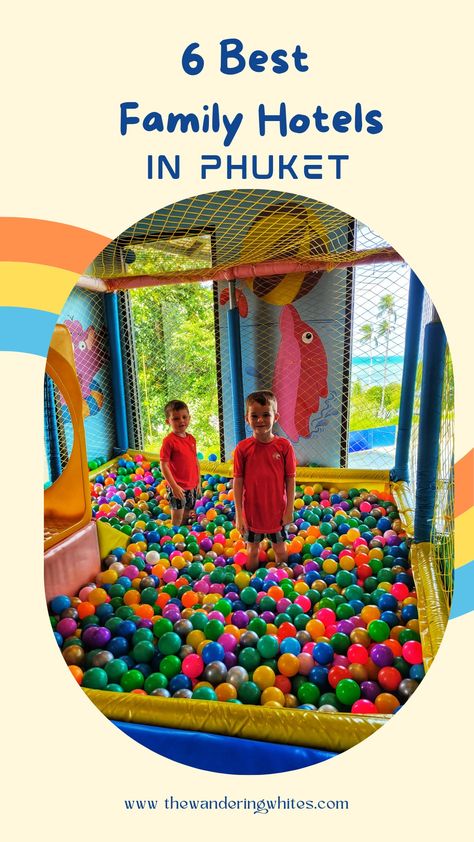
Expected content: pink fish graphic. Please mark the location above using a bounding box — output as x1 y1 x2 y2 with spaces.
272 304 328 441
63 319 107 418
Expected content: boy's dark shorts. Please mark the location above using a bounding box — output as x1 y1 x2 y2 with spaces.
245 528 288 544
167 486 198 511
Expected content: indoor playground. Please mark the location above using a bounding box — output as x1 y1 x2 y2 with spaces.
44 189 454 774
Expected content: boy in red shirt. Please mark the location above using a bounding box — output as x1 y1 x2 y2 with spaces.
159 400 201 527
233 390 296 572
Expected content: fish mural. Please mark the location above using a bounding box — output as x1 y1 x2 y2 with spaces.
62 319 107 420
272 304 328 442
218 202 331 442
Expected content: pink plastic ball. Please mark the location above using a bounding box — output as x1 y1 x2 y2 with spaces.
162 568 178 583
123 565 139 580
79 585 95 601
347 643 369 664
56 618 77 638
297 653 315 674
208 611 226 623
209 583 225 595
317 608 336 627
276 598 292 614
351 699 377 714
218 633 238 652
391 582 410 601
402 641 423 665
294 595 312 613
333 655 349 668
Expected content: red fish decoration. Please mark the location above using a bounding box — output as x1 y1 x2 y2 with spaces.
272 304 328 441
219 287 249 318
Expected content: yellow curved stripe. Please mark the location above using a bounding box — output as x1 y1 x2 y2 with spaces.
0 263 79 313
454 506 474 569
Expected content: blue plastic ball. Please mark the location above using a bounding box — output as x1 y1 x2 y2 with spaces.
106 636 130 657
280 637 301 655
202 642 225 664
50 595 71 615
313 642 334 665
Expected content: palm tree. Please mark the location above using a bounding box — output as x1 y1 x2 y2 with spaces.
359 323 378 387
378 294 397 416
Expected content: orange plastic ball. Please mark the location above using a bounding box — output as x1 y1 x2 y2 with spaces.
375 693 400 714
277 653 300 677
87 587 108 606
68 665 83 684
215 683 237 702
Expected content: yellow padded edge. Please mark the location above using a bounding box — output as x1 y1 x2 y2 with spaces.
90 451 390 491
410 542 449 671
391 481 415 537
84 689 389 752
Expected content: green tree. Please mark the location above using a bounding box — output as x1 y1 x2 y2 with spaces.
377 293 397 417
127 242 220 457
359 323 378 386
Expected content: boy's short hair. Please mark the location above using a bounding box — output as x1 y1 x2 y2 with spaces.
164 399 189 418
245 390 278 413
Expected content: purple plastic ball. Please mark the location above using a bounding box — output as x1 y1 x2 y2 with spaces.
336 620 353 636
370 644 394 667
82 625 112 649
232 610 249 628
360 680 381 702
224 652 238 669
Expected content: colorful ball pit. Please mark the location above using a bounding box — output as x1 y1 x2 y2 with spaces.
49 455 424 719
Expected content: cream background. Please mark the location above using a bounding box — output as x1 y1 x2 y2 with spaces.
2 1 473 838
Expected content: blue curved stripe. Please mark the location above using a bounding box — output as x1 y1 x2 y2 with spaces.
112 721 336 773
0 306 58 356
450 560 474 619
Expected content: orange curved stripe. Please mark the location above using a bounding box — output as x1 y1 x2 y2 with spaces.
0 218 110 273
454 449 474 517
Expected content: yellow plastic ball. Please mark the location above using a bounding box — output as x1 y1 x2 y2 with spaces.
261 687 285 705
253 665 276 690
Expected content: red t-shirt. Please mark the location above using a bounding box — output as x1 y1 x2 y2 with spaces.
160 432 199 489
233 436 296 532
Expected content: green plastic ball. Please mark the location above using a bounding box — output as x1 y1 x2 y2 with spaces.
82 667 108 690
120 669 145 692
335 678 361 705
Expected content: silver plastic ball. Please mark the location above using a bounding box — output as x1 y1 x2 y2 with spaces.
204 661 228 685
239 630 259 648
174 619 193 637
91 650 114 668
226 666 249 688
173 688 193 699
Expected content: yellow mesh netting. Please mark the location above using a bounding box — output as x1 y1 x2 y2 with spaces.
89 189 400 285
